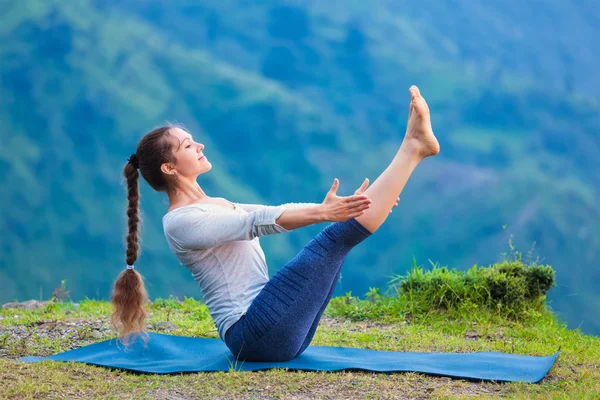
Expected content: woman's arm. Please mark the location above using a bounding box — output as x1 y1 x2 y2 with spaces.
233 202 321 213
234 202 327 231
275 205 327 231
233 202 327 231
234 177 375 231
166 177 374 251
164 204 326 250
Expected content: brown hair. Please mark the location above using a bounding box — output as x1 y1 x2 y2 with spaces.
110 124 186 345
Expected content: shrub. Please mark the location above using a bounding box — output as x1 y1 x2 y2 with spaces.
392 259 555 318
327 259 556 322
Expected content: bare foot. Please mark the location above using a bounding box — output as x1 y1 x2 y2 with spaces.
403 85 440 158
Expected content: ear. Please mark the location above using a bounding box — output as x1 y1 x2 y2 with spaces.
160 162 175 176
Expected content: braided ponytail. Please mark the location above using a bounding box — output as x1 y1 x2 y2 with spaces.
110 160 149 346
108 124 185 344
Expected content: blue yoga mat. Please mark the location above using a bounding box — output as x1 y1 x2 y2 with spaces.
20 332 559 383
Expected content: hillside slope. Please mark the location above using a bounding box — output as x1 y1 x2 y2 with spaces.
1 0 599 335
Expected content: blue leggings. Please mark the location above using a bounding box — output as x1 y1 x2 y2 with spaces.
224 218 372 362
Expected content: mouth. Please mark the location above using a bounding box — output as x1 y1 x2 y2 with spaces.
198 156 205 160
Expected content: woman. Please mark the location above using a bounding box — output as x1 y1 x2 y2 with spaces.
111 85 439 361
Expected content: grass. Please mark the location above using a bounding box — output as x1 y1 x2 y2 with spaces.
1 262 599 399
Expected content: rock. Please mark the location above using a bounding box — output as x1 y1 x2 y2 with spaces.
2 299 49 309
465 330 480 340
153 321 176 331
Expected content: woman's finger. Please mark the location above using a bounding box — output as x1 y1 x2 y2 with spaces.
354 178 369 195
359 178 369 193
329 178 340 194
343 195 369 203
348 200 371 210
347 201 369 211
352 194 370 201
348 204 370 214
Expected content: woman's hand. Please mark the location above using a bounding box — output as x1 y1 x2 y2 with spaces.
321 178 373 222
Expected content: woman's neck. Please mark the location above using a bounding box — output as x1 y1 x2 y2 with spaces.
167 179 209 207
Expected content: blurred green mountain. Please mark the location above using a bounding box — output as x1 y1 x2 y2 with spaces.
1 0 598 335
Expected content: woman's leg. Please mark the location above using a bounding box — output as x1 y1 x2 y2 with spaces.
354 86 439 233
291 258 345 357
294 86 440 355
224 217 371 362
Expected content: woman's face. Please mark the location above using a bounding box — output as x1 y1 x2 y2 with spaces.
165 127 212 178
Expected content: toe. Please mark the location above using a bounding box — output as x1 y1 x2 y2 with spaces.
409 86 417 99
411 85 421 97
